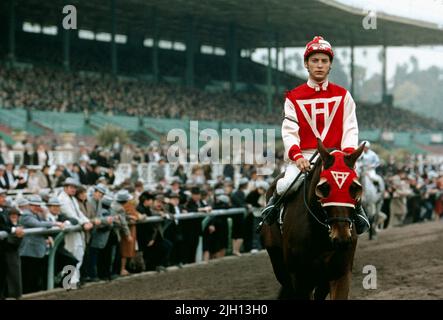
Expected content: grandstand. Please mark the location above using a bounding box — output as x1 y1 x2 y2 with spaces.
1 0 443 153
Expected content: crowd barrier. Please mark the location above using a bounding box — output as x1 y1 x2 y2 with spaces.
0 207 247 290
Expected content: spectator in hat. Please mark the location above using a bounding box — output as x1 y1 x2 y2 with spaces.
90 195 120 280
19 195 63 293
141 194 172 272
96 176 108 186
45 197 80 285
47 197 78 225
165 192 186 267
1 208 24 299
183 187 210 264
167 178 187 205
230 177 249 256
1 195 25 300
15 198 30 214
136 191 159 270
76 185 97 282
87 184 107 220
111 190 134 276
58 178 93 289
1 188 14 298
203 190 230 262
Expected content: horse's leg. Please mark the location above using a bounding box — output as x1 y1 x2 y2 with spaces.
329 271 352 300
314 281 330 300
262 224 294 298
290 274 314 300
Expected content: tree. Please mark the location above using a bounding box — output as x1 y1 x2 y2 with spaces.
96 124 129 147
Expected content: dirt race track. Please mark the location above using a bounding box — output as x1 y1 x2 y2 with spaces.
29 221 443 300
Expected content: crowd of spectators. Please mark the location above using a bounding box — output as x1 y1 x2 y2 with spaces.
1 64 442 132
0 138 276 299
1 136 443 299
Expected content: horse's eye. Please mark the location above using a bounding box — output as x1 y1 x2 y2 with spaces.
315 181 330 198
349 181 363 200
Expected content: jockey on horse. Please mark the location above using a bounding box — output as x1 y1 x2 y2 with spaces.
259 36 370 235
357 141 384 189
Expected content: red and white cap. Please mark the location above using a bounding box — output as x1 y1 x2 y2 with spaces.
304 36 334 61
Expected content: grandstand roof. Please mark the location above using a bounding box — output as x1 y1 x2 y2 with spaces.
10 0 443 48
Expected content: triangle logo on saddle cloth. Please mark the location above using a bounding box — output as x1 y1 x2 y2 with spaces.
331 171 350 189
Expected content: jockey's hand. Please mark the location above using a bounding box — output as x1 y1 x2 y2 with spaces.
295 157 311 172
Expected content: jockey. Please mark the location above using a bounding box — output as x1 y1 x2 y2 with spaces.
358 141 379 176
358 141 383 187
261 36 370 235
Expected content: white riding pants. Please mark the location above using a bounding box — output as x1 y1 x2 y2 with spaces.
276 150 318 195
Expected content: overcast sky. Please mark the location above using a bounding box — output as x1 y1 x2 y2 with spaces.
252 0 443 86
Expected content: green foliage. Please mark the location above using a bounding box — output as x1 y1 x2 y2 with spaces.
96 124 128 147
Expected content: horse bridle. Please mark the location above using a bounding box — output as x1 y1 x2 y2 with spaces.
302 172 354 232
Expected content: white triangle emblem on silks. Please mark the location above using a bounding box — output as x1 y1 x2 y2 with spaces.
295 96 342 139
331 171 350 189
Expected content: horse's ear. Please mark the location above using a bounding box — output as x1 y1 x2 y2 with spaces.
317 138 329 160
317 138 332 165
350 178 363 201
344 143 365 168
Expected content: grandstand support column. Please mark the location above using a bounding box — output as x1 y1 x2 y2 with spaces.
63 28 71 71
228 23 238 93
266 43 273 114
185 16 195 87
381 44 387 104
152 9 159 83
275 33 280 97
111 0 118 76
350 38 355 98
8 0 16 63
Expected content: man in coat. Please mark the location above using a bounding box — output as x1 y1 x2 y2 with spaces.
58 178 93 289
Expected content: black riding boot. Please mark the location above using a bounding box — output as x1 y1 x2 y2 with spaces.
355 203 370 235
256 191 281 232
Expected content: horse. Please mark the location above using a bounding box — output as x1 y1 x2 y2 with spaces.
359 166 385 240
261 140 365 299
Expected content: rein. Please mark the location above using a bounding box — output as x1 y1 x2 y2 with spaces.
302 172 354 231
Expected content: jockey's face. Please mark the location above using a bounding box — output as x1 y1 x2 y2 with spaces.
305 52 331 82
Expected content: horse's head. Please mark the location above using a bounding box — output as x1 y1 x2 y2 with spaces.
314 139 365 248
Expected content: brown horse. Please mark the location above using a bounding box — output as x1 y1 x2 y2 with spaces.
261 140 365 299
